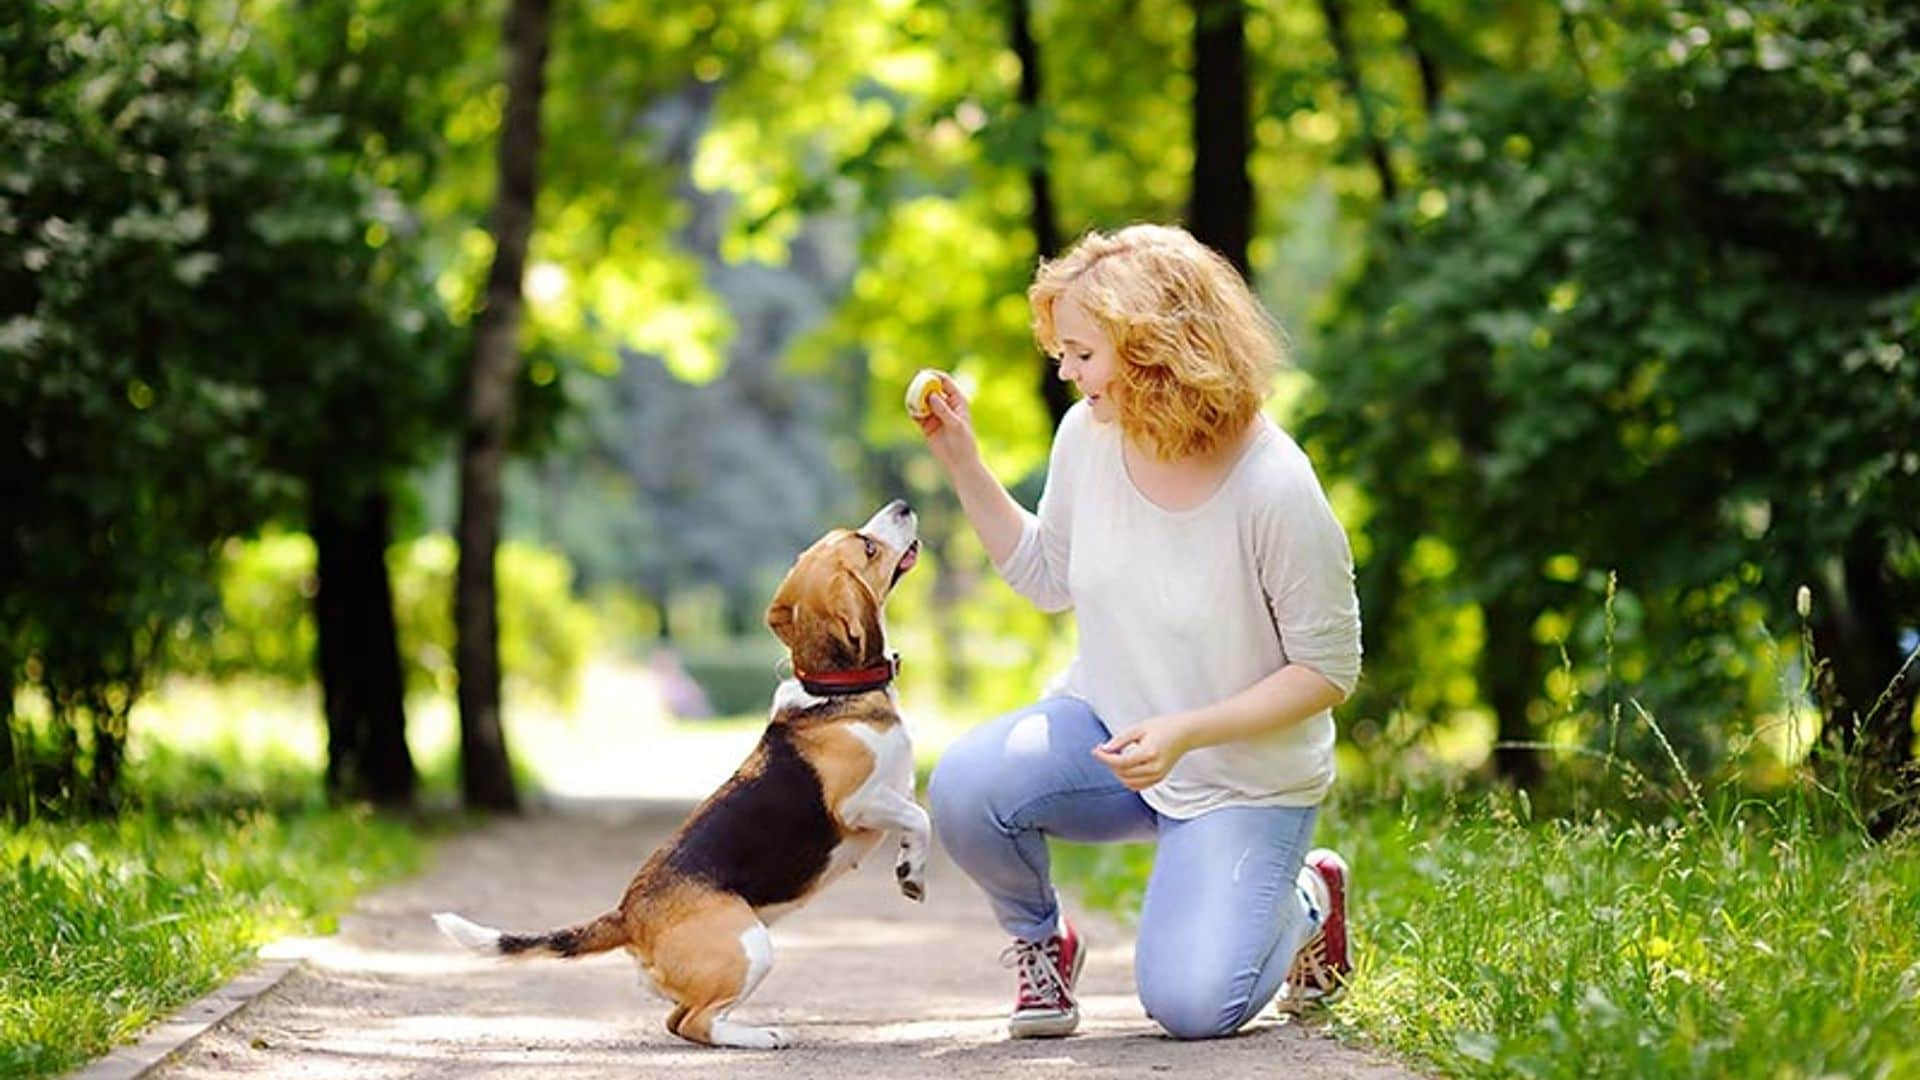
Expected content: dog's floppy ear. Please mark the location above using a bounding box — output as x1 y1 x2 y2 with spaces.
818 572 883 667
769 566 882 671
766 577 800 648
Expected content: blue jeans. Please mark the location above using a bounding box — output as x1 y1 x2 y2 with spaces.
928 696 1320 1040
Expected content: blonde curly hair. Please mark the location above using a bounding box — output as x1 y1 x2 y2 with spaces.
1029 224 1282 460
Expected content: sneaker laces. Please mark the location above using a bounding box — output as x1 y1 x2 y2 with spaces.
1286 925 1334 995
1001 937 1070 1009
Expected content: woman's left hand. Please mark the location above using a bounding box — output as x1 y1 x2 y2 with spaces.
1092 715 1193 791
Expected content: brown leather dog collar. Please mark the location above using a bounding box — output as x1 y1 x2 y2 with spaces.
796 653 900 697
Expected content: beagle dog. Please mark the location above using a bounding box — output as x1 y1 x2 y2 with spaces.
433 500 930 1050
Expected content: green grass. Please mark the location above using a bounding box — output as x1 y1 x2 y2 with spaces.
1055 787 1920 1078
0 803 428 1068
0 799 430 1078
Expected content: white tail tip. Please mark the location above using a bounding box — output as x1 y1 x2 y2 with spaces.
433 911 503 954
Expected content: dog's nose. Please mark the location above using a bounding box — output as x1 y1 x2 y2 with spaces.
885 499 912 518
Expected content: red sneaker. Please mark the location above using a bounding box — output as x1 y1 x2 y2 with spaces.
1282 848 1351 1007
1001 915 1085 1038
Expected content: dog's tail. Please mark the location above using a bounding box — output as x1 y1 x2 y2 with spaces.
433 909 628 960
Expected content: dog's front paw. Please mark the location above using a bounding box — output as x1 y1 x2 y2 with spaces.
895 851 927 902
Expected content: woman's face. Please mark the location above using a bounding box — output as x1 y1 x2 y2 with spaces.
1051 287 1119 423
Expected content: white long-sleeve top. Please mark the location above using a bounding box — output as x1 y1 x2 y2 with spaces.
994 400 1362 817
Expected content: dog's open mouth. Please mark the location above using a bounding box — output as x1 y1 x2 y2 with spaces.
890 540 920 587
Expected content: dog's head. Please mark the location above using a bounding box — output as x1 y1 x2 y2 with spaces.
766 500 919 675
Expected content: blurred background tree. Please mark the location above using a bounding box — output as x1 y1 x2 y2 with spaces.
3 0 1914 824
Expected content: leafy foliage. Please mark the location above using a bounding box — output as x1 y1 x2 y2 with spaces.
1305 0 1920 777
0 0 451 809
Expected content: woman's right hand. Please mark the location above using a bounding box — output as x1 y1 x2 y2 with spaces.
914 373 979 473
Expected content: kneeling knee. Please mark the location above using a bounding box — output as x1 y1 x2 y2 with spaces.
1139 981 1244 1041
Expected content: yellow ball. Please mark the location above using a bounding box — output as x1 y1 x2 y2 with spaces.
905 369 947 420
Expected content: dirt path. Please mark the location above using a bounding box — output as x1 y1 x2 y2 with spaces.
150 795 1419 1078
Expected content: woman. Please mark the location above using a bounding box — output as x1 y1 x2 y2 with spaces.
914 224 1361 1040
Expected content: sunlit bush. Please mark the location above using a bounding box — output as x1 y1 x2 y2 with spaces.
172 533 597 706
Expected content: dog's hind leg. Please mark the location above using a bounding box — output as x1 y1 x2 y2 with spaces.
700 923 785 1049
652 900 788 1049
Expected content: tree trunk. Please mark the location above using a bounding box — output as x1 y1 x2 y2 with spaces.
1813 531 1916 831
454 0 551 813
88 701 123 816
0 657 20 820
1009 0 1074 427
1483 595 1543 788
655 577 675 642
53 697 78 808
1820 534 1905 748
0 729 15 820
1318 0 1398 205
1385 0 1442 115
1189 0 1253 277
312 488 416 808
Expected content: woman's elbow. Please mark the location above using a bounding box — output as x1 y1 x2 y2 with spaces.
1331 661 1359 704
1293 661 1356 707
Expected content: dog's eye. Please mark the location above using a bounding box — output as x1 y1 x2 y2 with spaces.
863 537 877 559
